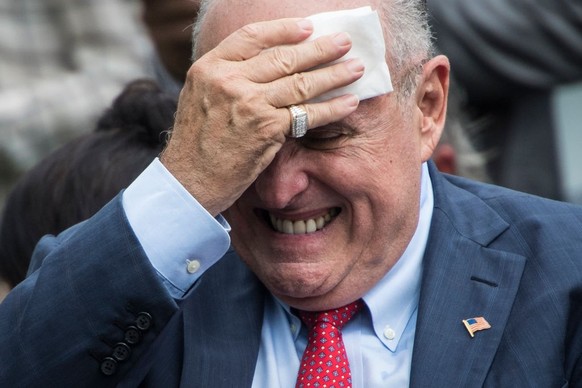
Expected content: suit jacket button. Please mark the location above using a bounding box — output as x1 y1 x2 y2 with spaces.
100 357 118 376
136 312 152 331
124 326 141 345
112 342 132 361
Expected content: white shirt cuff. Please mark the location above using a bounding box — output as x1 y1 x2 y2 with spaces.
122 158 231 298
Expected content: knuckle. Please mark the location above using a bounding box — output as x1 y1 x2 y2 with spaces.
270 46 298 75
193 61 245 97
257 115 284 141
218 70 245 92
234 94 278 131
238 23 261 43
235 93 262 117
186 60 205 80
312 39 331 61
291 72 313 101
188 58 224 84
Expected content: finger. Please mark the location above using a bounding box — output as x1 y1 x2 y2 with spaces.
244 32 353 84
212 18 314 61
265 58 365 107
282 94 360 137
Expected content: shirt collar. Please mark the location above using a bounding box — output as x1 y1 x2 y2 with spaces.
363 162 433 352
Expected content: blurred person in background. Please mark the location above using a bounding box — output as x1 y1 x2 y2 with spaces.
0 0 153 205
429 0 582 203
433 76 489 182
0 79 176 302
142 0 201 96
0 0 199 207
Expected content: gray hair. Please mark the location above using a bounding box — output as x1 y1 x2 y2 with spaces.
191 0 434 99
379 0 434 99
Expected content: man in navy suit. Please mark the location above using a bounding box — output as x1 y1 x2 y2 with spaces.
1 0 581 386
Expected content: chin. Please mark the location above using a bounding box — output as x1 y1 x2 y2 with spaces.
254 260 344 302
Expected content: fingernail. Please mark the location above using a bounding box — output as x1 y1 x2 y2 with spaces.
332 32 351 46
296 19 313 31
346 58 365 73
343 94 360 107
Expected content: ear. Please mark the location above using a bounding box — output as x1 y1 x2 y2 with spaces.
416 55 450 162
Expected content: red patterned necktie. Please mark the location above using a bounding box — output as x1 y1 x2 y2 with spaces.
295 300 362 388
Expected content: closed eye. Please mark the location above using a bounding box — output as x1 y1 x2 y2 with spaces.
299 125 354 150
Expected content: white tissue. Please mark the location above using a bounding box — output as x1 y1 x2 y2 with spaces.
305 6 393 103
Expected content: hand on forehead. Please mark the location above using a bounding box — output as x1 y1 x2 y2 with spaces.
199 1 391 103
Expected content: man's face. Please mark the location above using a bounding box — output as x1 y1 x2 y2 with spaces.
226 94 427 310
203 0 440 310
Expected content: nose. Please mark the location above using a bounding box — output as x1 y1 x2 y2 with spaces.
253 145 309 209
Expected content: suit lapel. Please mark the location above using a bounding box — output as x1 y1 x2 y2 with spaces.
410 165 527 387
180 250 265 388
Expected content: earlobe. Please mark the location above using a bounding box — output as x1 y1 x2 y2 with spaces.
417 55 450 161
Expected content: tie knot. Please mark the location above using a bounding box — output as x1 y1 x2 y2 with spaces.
298 300 362 331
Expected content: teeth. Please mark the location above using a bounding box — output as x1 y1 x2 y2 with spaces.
305 219 317 233
269 209 338 235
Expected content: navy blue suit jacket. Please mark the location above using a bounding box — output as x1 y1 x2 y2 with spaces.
1 163 581 387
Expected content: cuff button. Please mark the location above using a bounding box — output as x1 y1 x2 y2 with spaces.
112 342 131 361
124 326 141 345
136 312 153 331
100 357 118 376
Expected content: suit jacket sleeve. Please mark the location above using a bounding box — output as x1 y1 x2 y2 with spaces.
0 195 179 387
429 0 582 102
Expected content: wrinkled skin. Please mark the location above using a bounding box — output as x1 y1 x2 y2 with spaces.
161 0 450 311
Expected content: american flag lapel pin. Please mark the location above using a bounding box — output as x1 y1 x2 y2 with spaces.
462 316 491 338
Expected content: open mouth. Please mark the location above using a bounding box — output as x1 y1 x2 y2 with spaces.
267 208 340 235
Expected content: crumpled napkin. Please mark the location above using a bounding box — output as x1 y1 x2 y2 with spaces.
305 6 393 103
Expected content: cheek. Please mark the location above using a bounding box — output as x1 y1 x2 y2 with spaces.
339 151 421 238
